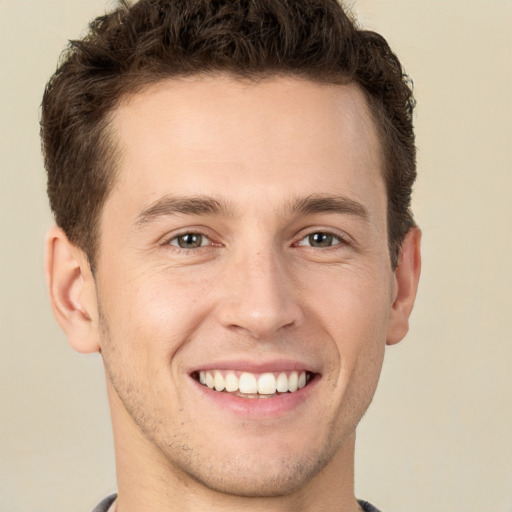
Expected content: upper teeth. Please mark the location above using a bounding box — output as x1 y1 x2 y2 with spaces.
198 370 309 395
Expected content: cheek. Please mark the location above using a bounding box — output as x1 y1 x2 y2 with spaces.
304 262 393 338
106 262 210 325
97 265 214 373
302 263 392 390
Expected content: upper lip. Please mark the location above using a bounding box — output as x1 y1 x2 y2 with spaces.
188 359 319 375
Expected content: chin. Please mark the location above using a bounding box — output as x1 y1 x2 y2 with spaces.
161 434 339 499
182 454 329 498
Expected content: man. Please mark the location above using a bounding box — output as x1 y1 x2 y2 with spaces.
41 0 421 510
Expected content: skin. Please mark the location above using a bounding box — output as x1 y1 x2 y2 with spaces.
46 75 421 512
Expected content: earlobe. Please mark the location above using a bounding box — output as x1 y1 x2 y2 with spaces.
386 227 422 346
45 226 100 354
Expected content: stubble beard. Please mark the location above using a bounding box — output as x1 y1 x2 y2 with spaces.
97 300 359 499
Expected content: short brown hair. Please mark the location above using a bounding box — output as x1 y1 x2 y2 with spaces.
41 0 416 270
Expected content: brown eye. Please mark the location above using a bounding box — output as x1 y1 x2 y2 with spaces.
170 233 209 249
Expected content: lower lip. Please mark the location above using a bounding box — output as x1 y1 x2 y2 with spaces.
192 375 319 418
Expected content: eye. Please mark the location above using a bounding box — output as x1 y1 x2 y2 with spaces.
298 232 344 248
168 233 211 249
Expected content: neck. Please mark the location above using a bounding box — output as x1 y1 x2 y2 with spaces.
108 382 360 512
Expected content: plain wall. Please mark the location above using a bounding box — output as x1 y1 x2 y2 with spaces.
0 1 510 511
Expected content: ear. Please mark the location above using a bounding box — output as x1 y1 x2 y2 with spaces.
386 227 422 346
45 226 100 353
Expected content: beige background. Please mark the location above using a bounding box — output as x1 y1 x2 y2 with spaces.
0 0 511 511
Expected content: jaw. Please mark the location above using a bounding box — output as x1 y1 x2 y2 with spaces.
104 359 361 511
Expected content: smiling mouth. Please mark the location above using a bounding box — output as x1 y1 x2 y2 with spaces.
192 370 313 398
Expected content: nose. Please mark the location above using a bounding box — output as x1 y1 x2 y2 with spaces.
215 248 304 340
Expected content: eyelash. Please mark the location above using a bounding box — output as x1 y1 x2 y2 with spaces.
294 231 348 249
163 229 349 252
165 232 214 251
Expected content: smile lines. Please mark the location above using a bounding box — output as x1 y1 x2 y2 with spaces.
196 370 311 397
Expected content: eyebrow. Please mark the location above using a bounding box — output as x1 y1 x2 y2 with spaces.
134 192 369 228
134 195 235 227
290 194 369 220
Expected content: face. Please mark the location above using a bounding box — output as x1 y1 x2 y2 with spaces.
94 76 398 496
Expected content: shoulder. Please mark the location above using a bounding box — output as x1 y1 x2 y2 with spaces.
358 499 384 512
91 493 117 512
91 495 379 512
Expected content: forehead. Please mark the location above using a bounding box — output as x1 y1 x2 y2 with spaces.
107 75 384 217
